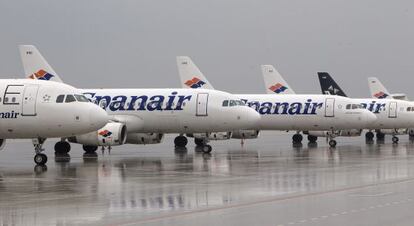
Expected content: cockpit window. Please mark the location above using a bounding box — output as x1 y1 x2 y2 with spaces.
222 100 229 107
56 95 65 103
65 95 76 103
229 100 236 106
75 94 90 102
236 100 245 106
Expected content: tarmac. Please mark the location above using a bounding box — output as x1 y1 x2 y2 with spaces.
1 131 414 226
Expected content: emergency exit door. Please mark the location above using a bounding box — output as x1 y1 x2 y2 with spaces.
22 85 39 116
389 102 397 118
325 98 335 117
196 93 209 116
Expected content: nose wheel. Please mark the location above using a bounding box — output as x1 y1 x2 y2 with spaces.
328 139 337 148
392 136 399 144
33 138 47 165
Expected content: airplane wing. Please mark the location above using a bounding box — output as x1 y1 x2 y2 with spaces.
176 56 215 89
367 77 393 99
261 65 295 94
317 72 347 97
18 45 63 83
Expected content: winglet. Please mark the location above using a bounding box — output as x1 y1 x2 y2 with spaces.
176 56 214 89
317 72 347 97
19 45 63 83
367 77 392 99
261 65 295 94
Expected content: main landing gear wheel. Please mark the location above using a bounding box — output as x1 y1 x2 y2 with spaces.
329 140 337 148
376 132 385 141
365 132 374 141
292 134 303 144
83 145 98 153
174 135 188 147
392 136 399 144
194 138 204 146
307 135 318 143
201 144 212 154
34 153 48 165
54 141 71 154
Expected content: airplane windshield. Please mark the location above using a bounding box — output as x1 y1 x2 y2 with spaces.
65 95 76 103
75 94 90 102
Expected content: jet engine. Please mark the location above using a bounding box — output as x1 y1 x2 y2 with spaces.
305 129 361 137
231 130 260 139
189 132 232 141
377 129 408 135
126 133 164 144
68 122 127 146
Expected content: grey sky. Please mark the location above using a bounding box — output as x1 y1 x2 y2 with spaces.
0 0 413 97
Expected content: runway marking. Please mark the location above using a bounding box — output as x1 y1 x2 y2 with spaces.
110 177 414 226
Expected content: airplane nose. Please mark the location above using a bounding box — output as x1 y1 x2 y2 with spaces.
242 107 261 129
89 105 109 130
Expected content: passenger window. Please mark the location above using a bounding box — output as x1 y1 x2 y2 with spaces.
56 95 65 103
65 95 76 103
346 104 351 110
407 107 411 112
222 100 229 107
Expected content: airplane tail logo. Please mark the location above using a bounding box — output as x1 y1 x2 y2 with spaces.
98 130 112 137
374 91 389 99
28 69 55 80
269 83 288 94
184 77 206 88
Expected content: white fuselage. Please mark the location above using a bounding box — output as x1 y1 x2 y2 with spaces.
0 79 108 139
82 89 260 134
236 94 376 131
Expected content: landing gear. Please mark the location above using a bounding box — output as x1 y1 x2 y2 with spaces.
365 131 374 141
83 145 98 153
328 139 337 148
307 135 318 143
54 141 71 154
201 144 212 154
194 138 204 146
33 138 47 165
376 132 385 141
292 134 303 144
392 136 399 144
174 135 188 147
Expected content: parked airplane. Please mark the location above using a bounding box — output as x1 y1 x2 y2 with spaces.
19 45 260 154
318 72 414 143
176 56 377 147
0 79 108 165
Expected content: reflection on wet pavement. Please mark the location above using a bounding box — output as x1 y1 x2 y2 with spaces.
1 133 414 225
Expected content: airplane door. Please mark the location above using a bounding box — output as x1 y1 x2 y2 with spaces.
196 93 209 116
389 102 397 118
325 98 335 117
22 85 39 116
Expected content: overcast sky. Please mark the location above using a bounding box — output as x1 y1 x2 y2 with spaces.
0 0 413 97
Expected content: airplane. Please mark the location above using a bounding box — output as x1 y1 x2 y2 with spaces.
0 78 109 165
367 77 413 138
19 45 261 154
176 56 377 147
318 72 414 143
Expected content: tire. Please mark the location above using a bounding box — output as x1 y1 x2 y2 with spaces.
392 136 399 143
202 145 212 154
34 153 48 165
307 135 318 143
174 136 188 147
54 141 71 154
329 140 337 148
292 134 303 143
365 132 374 140
83 145 98 153
376 132 385 140
194 138 204 146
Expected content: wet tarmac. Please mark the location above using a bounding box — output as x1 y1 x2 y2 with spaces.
1 132 414 225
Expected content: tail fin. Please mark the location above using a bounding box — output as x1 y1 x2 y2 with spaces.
317 72 347 97
176 56 214 89
367 77 392 99
19 45 63 83
261 65 295 94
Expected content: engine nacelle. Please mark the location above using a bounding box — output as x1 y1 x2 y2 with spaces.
0 139 6 151
305 131 331 137
339 129 362 137
377 129 408 135
305 130 361 137
231 130 260 139
208 132 232 140
126 133 164 144
68 122 127 146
